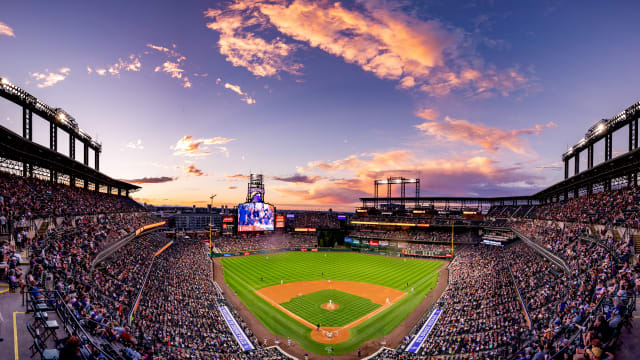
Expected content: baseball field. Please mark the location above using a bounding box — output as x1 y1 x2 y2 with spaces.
219 252 443 355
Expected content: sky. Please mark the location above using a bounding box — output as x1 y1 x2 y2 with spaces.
1 0 640 211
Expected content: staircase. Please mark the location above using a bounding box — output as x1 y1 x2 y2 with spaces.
633 234 640 254
37 221 49 237
612 229 622 244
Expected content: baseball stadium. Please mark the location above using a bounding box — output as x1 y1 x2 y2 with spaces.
1 2 640 360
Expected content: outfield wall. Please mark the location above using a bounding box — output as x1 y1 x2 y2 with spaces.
212 246 451 260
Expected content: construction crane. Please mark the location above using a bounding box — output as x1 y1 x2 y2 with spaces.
209 194 217 208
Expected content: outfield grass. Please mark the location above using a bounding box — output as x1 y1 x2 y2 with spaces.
281 289 380 327
220 252 442 355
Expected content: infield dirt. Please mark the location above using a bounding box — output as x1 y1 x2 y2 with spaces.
255 280 406 343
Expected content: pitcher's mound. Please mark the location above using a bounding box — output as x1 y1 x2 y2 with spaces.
321 302 340 310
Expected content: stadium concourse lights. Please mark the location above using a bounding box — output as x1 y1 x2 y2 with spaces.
597 123 607 134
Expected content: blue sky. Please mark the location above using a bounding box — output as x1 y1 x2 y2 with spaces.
1 0 639 210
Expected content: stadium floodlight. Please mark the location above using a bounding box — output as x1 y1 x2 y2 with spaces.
597 123 607 133
0 77 8 86
57 112 67 122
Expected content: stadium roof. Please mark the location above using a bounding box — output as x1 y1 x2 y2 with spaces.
0 124 139 192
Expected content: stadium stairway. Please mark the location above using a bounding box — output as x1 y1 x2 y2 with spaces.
613 229 623 245
36 221 49 237
523 206 535 218
633 234 640 255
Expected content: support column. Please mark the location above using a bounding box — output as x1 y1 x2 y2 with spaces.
49 122 57 152
605 133 613 161
95 150 100 171
21 107 31 177
564 159 569 179
22 108 32 140
69 135 75 160
630 121 635 152
386 178 391 209
635 117 639 149
574 152 580 175
374 182 379 208
588 145 594 169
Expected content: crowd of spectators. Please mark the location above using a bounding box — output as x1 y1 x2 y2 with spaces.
0 171 143 222
420 245 529 358
91 232 170 325
10 170 640 360
501 187 640 228
400 242 451 253
133 238 269 359
285 211 343 229
213 233 317 253
376 198 638 360
349 229 478 244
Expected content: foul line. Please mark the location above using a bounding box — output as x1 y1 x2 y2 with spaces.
13 311 24 360
254 284 407 335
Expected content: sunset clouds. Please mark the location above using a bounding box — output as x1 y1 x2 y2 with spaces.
148 43 192 88
278 150 544 205
122 176 175 184
224 82 256 104
204 7 303 77
204 0 534 98
179 163 212 177
29 67 71 88
88 54 141 77
87 44 192 88
0 22 15 37
416 116 557 154
171 136 234 157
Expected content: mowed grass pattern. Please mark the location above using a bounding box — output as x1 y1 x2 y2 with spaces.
220 252 442 355
281 289 380 327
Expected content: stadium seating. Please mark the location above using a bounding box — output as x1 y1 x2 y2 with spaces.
7 170 638 360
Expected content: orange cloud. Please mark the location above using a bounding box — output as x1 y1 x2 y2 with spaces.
150 45 192 88
204 7 303 77
416 116 557 154
0 22 15 37
258 0 447 79
90 54 141 77
224 82 256 104
416 107 439 121
120 176 176 184
171 136 235 157
29 67 71 88
276 150 545 206
272 174 322 183
204 0 534 97
179 163 212 177
155 61 191 87
225 173 249 180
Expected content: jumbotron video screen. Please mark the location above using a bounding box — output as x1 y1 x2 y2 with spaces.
237 202 275 231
